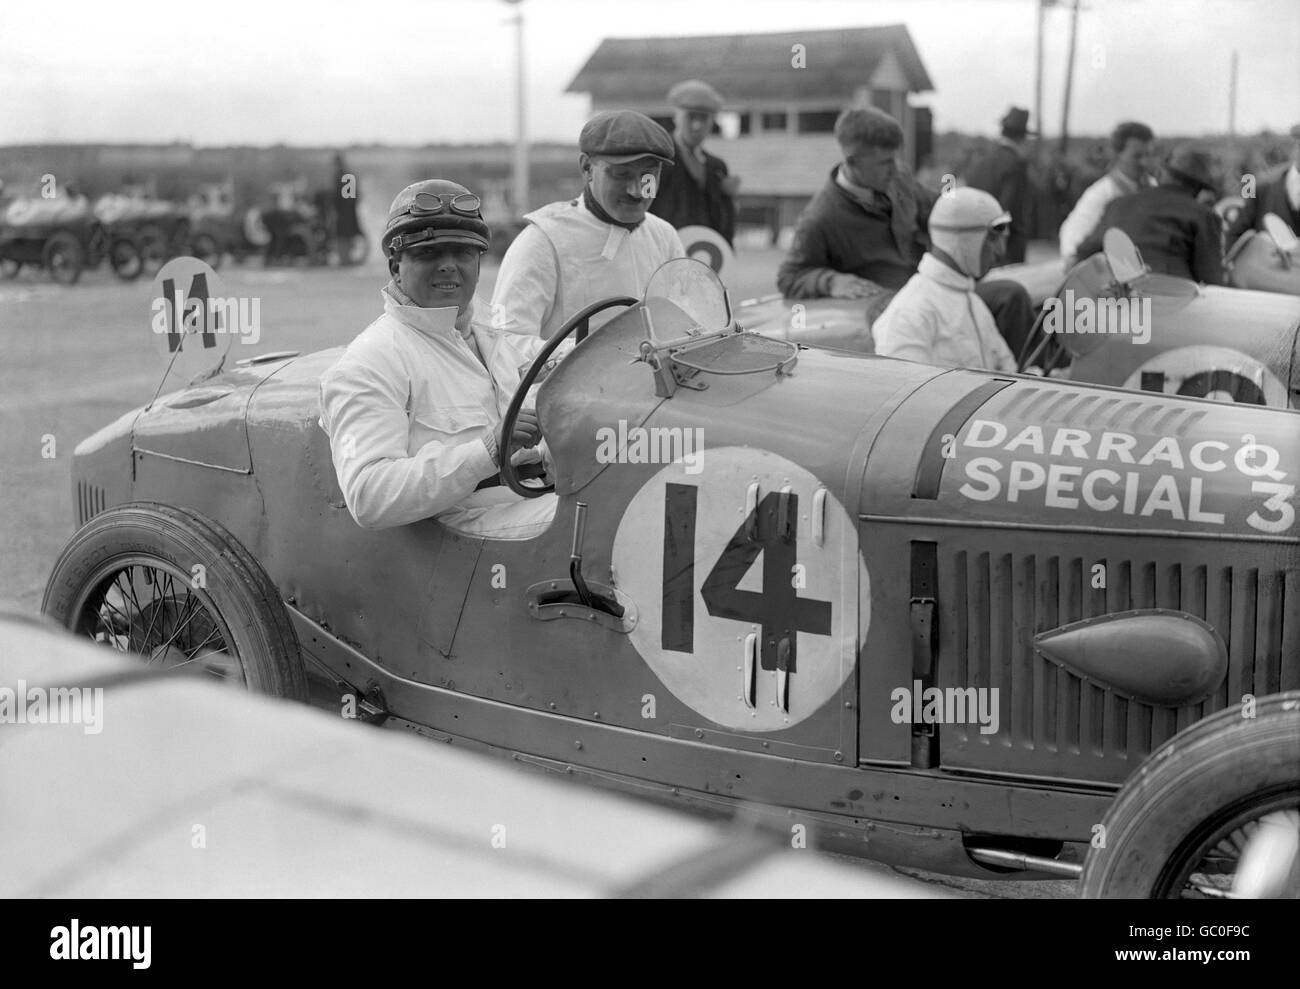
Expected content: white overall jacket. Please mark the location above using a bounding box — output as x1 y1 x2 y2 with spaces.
490 197 684 339
318 282 557 537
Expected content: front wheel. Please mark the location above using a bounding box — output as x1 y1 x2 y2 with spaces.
43 231 84 285
42 502 308 700
1079 692 1300 898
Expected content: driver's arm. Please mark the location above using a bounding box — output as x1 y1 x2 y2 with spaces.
319 357 497 530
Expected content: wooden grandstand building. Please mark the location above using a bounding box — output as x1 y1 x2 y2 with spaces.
567 25 935 239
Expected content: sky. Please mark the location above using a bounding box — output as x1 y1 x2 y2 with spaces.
2 0 1297 146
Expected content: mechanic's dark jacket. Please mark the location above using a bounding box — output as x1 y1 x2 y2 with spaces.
1224 163 1300 247
1074 184 1225 285
964 142 1030 264
649 146 736 244
776 166 933 298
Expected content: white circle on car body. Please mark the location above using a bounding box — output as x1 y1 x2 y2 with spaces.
1124 345 1287 408
611 447 867 732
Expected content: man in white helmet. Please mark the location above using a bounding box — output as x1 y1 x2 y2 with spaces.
491 110 685 339
319 179 558 537
873 187 1018 372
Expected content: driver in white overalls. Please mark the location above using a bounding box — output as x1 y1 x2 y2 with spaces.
491 110 686 339
319 179 557 538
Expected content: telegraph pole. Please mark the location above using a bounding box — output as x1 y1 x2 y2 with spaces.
1059 0 1081 154
1228 49 1238 136
503 0 529 215
1035 0 1048 149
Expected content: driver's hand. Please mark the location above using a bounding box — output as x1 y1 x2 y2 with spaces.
499 408 541 454
828 273 884 299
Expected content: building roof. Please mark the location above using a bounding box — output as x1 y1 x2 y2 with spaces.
567 25 934 104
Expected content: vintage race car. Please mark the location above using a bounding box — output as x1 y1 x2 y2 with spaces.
44 258 1300 898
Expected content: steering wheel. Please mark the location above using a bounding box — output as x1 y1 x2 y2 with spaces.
499 296 637 497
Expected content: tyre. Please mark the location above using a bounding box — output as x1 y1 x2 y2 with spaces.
42 502 308 700
0 257 21 279
43 231 84 285
190 232 222 270
136 222 168 270
108 238 143 281
1079 692 1300 898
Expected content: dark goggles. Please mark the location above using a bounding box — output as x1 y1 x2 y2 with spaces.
405 192 482 218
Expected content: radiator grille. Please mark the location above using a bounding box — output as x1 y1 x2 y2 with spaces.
941 549 1298 784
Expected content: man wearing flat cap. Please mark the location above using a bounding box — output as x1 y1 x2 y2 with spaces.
491 109 685 340
648 79 739 245
1224 124 1300 247
319 178 558 537
1074 145 1224 284
964 107 1035 264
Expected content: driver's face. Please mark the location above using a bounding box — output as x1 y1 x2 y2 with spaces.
393 241 480 311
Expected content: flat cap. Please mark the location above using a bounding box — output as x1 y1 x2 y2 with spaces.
668 79 724 113
579 110 675 165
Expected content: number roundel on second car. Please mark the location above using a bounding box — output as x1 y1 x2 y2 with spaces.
611 447 868 732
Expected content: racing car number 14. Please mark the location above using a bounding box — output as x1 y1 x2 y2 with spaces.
612 448 867 733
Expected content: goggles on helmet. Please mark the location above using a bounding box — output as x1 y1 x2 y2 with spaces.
404 192 482 218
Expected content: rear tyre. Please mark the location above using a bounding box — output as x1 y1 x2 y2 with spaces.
109 238 143 281
43 232 84 285
42 502 308 700
1079 692 1300 898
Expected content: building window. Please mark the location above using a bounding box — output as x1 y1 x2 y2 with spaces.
797 110 839 134
760 111 788 132
737 112 752 136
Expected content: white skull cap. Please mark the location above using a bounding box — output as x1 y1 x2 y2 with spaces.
929 187 1010 233
928 187 1011 278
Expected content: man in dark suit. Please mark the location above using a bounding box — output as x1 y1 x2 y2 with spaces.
648 80 738 245
964 107 1034 264
1074 145 1224 285
776 106 1035 357
1225 124 1300 246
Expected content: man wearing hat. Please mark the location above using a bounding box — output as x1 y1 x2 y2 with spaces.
874 187 1018 372
1224 125 1300 247
964 107 1035 264
648 80 739 244
491 110 685 340
319 179 558 536
1074 145 1224 284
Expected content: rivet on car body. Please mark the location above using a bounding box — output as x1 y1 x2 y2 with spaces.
574 740 583 750
694 728 704 738
834 751 843 762
548 702 557 710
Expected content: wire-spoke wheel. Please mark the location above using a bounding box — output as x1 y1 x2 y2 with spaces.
43 231 84 285
1080 692 1300 898
43 502 307 699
